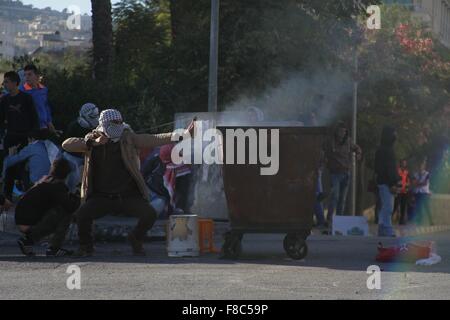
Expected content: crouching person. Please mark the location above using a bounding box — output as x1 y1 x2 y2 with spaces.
62 109 194 257
16 158 80 257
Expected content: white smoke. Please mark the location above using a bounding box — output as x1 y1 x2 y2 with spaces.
225 71 353 126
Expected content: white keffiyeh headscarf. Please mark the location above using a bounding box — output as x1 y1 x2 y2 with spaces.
78 103 99 129
96 109 131 142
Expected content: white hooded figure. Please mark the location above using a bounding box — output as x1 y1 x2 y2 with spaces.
64 103 100 193
78 103 100 130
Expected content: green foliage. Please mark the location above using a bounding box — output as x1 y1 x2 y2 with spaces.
32 0 381 133
8 0 448 192
0 59 12 73
357 5 449 175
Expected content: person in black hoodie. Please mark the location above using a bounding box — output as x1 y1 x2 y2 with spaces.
0 71 39 150
374 126 401 237
15 158 80 257
0 71 39 176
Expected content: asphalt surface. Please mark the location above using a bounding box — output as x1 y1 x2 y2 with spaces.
0 231 449 300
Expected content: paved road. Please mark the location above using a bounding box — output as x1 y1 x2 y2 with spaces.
0 231 449 300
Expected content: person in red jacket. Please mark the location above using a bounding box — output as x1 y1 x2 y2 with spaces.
394 159 410 225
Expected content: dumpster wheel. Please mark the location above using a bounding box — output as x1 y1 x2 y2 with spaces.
221 232 243 260
283 233 308 260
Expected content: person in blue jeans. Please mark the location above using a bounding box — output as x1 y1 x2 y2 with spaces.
324 122 362 224
314 167 327 228
374 126 401 237
411 160 434 226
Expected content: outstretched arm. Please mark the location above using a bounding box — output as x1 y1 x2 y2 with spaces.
62 137 89 153
4 145 34 169
133 120 196 149
133 132 175 149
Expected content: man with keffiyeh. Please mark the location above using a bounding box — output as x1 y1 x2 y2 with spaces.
62 109 195 257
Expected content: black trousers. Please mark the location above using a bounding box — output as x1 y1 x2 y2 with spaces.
394 193 409 225
0 133 28 179
25 207 73 249
75 195 157 249
3 162 31 200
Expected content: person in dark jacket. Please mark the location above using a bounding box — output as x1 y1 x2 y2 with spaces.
16 158 80 257
324 121 362 223
0 71 39 176
374 126 401 237
0 71 39 151
64 103 100 143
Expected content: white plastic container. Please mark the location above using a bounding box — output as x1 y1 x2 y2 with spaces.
167 215 199 257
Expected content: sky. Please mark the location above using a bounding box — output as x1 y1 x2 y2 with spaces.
21 0 121 15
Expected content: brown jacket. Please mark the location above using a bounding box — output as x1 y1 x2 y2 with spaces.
324 137 362 174
62 130 174 202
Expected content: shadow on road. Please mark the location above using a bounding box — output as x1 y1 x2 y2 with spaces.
1 232 448 275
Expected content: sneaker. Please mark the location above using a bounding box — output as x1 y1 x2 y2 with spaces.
127 233 146 256
17 236 35 256
72 246 94 258
46 247 74 257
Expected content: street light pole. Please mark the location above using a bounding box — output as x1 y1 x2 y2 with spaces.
351 47 359 216
208 0 220 113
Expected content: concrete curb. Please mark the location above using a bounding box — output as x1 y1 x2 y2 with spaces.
0 212 169 240
2 209 449 241
396 225 450 237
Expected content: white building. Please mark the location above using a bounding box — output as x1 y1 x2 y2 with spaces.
80 15 92 32
0 19 15 59
386 0 450 47
413 0 450 47
40 31 66 51
14 36 40 55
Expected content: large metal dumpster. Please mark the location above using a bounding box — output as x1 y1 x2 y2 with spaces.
218 126 327 260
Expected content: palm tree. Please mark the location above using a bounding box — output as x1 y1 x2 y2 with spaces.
91 0 113 81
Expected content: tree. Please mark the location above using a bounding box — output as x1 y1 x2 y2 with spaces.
356 5 450 172
91 0 113 81
165 0 379 111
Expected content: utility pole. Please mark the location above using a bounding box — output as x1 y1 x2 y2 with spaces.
208 0 220 113
351 49 358 216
